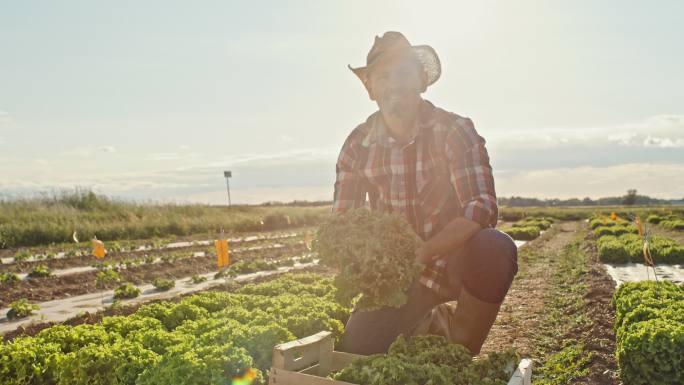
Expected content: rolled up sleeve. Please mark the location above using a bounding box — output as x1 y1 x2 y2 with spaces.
445 117 498 228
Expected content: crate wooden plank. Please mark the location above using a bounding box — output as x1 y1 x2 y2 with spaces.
269 367 356 385
272 331 334 374
330 351 364 371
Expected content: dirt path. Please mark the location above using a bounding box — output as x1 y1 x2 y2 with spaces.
481 221 581 357
575 238 618 385
482 220 620 384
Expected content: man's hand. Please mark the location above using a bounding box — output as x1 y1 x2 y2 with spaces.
415 217 483 264
415 240 437 264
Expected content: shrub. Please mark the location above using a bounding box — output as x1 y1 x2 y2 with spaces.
661 219 684 231
13 249 32 262
113 283 141 300
502 226 540 241
333 335 519 384
36 324 116 354
517 217 553 230
262 212 291 231
612 281 684 385
314 209 421 310
153 278 175 291
0 272 20 284
95 269 121 288
55 340 159 385
0 337 61 385
646 214 664 224
7 299 39 319
593 224 638 237
597 234 684 264
190 275 207 284
136 343 257 385
28 265 51 278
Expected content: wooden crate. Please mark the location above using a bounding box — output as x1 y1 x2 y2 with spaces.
269 331 532 385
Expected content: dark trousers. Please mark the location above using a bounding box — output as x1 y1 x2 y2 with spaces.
338 228 518 355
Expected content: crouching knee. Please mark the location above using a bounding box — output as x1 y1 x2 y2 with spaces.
462 228 518 303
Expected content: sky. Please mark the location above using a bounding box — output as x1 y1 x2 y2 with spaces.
1 1 683 204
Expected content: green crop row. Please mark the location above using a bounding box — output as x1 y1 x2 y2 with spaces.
500 216 553 241
612 281 684 385
588 216 629 230
592 224 638 237
646 214 684 230
597 234 684 264
501 226 540 241
0 273 350 385
661 219 684 230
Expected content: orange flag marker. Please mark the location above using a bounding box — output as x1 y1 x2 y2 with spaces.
92 237 106 259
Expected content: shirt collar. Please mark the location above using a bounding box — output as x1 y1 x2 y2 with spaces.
362 99 436 148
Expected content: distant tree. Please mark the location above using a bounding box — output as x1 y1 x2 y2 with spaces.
623 189 638 205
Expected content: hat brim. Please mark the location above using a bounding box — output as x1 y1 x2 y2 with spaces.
349 44 441 88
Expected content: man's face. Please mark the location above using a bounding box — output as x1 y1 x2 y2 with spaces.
367 54 426 119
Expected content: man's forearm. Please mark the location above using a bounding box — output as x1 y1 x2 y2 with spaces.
416 217 482 263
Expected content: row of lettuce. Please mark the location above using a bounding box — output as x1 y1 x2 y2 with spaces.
0 274 350 385
612 281 684 385
500 217 553 241
646 214 684 230
590 216 684 264
590 215 684 384
3 253 315 322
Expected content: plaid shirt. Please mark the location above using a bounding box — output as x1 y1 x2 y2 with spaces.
332 100 498 298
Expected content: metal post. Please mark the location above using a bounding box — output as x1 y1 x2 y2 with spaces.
223 171 232 206
225 177 231 206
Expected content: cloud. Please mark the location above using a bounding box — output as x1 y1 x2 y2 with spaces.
146 152 200 161
495 163 684 199
489 114 684 150
608 132 638 146
4 114 683 205
61 146 117 157
0 110 10 124
643 135 684 148
60 148 93 157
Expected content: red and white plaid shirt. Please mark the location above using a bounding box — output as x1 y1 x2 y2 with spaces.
332 100 498 297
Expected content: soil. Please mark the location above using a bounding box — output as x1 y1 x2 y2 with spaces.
572 239 619 385
480 221 620 385
0 242 308 307
481 221 580 357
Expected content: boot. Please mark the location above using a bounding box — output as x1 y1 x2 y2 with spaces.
430 288 501 355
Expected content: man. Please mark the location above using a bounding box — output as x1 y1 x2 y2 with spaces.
333 32 518 356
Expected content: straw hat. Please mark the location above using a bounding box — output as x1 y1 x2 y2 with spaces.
348 31 441 91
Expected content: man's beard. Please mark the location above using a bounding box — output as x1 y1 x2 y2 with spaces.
383 95 416 119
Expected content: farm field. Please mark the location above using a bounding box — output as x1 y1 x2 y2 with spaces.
2 195 684 384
